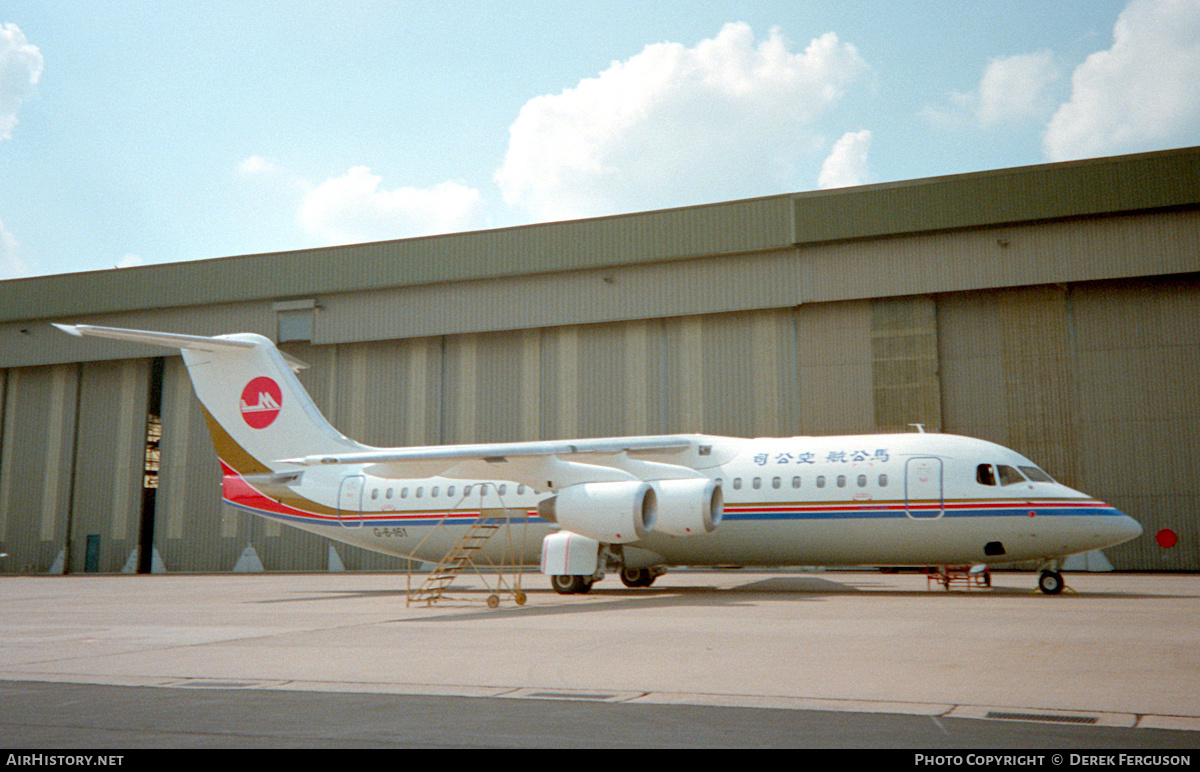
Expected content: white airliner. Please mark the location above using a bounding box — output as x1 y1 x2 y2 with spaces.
56 324 1143 595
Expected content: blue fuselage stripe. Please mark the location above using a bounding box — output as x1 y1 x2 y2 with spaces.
225 499 1119 528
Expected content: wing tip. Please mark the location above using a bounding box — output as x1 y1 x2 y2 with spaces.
52 323 84 337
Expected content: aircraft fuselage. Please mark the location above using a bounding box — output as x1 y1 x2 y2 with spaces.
222 432 1140 570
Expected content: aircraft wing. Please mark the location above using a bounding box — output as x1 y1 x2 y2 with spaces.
279 436 712 490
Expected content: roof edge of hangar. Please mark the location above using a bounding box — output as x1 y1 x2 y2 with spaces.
2 145 1197 325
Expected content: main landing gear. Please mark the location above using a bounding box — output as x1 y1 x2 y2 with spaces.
550 566 663 594
619 567 658 588
550 574 594 595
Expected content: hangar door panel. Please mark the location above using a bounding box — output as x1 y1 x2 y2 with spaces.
70 359 151 573
0 364 79 573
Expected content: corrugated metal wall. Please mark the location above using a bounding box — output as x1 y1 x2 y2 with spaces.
871 296 942 434
937 278 1200 570
1 276 1196 572
1069 278 1200 571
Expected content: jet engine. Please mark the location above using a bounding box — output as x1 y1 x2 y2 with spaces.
537 480 656 543
652 478 723 536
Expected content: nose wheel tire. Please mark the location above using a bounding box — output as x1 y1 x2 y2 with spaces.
1038 570 1064 595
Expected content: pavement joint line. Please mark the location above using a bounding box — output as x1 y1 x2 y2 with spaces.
2 672 1196 730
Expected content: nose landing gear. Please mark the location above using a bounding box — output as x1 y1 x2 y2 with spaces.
1037 569 1065 595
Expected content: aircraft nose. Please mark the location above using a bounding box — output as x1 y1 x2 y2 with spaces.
1107 506 1143 544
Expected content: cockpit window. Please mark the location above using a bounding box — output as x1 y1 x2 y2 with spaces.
976 464 997 486
997 465 1026 485
1019 466 1055 483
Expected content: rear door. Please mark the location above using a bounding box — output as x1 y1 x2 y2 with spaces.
338 474 365 527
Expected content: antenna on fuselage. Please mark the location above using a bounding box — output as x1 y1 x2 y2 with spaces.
908 423 926 433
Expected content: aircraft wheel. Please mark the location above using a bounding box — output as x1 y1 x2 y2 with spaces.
619 567 656 588
550 574 593 595
486 594 500 609
514 590 527 606
1038 570 1064 595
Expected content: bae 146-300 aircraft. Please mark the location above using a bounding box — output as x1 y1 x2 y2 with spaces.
55 324 1143 596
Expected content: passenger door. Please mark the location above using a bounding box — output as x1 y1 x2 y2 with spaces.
904 457 944 519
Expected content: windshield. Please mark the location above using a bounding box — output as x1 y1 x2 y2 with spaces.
1019 465 1055 483
997 465 1026 485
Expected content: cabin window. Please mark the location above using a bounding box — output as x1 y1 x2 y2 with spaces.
752 477 762 490
733 478 742 490
464 485 472 496
499 484 508 495
998 465 1026 486
431 486 439 497
400 487 408 498
1020 466 1055 483
836 475 846 488
385 488 394 499
517 484 526 494
370 488 379 500
857 474 867 487
816 475 826 488
447 485 455 497
771 477 781 489
977 464 997 486
878 474 888 487
415 487 423 498
792 476 801 489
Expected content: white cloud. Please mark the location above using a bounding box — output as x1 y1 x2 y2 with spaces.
0 22 43 141
977 51 1060 127
818 130 872 189
297 166 485 246
922 51 1060 129
919 91 975 131
237 155 279 176
0 219 28 278
495 23 870 221
1044 0 1200 161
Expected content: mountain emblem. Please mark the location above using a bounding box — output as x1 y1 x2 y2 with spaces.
239 377 283 429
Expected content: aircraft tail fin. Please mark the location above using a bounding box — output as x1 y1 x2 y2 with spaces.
54 324 364 472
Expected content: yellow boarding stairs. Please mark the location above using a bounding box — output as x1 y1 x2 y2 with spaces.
405 487 528 608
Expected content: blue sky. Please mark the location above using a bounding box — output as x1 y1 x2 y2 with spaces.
2 1 1198 278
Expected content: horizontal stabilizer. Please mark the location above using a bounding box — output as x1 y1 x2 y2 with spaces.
54 323 308 372
53 323 256 351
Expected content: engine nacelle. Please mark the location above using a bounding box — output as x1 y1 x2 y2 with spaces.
652 478 724 536
537 481 656 543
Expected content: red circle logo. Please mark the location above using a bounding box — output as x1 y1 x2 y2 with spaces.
239 377 282 429
1156 528 1178 549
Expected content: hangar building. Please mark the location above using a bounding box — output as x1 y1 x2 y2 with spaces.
1 146 1197 574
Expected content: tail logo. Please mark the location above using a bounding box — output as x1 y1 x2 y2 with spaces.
239 377 283 429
